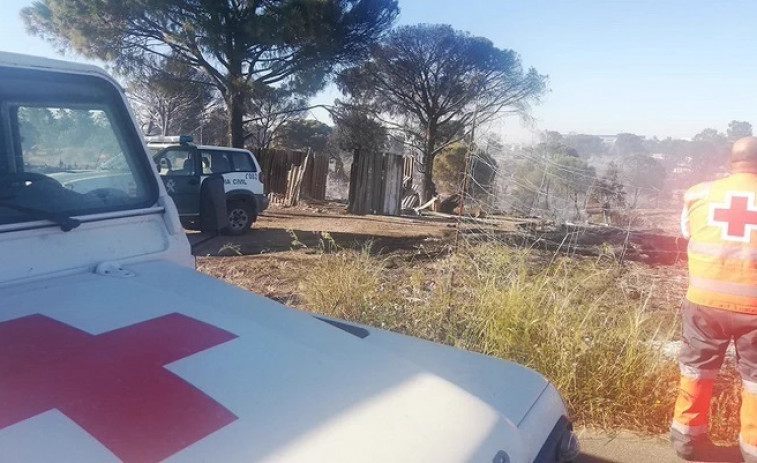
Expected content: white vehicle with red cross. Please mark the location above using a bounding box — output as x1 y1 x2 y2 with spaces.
0 52 579 463
147 136 268 235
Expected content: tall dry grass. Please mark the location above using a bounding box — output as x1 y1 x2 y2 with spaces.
298 243 742 439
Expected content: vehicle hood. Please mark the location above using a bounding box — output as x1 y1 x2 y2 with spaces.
0 260 549 462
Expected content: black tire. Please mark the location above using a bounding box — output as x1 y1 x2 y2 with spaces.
223 200 256 235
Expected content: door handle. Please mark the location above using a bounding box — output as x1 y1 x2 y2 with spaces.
188 178 200 185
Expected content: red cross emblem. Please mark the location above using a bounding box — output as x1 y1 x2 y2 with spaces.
710 193 757 242
0 313 238 462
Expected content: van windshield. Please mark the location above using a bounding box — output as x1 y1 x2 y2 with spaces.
0 67 158 229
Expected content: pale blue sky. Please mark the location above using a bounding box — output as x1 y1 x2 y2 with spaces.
3 0 756 143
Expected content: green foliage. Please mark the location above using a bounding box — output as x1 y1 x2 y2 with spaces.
511 141 595 219
611 133 647 157
245 85 309 149
727 120 753 141
23 0 399 147
276 119 333 153
332 103 386 154
694 128 728 144
619 154 666 207
432 143 497 197
562 133 608 157
338 23 546 201
688 129 730 185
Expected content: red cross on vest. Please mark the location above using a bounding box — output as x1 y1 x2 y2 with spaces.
711 193 757 242
0 313 238 462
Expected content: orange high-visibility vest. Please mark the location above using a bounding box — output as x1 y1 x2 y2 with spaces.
683 172 757 313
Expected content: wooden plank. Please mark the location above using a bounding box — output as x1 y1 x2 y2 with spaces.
305 153 328 201
380 154 391 215
403 156 414 184
374 152 385 213
352 149 369 215
360 150 372 214
347 150 359 213
387 155 403 216
287 149 311 206
392 155 403 215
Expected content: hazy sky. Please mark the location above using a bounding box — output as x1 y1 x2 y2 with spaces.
2 0 756 143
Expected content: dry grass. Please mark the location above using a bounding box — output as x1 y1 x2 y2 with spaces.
294 243 742 440
198 238 743 440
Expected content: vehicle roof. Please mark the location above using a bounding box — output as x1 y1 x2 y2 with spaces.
0 51 109 78
197 145 255 153
152 143 255 154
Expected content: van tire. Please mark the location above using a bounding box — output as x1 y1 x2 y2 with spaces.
223 200 255 235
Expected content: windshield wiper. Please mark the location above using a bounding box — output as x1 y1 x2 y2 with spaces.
0 201 81 231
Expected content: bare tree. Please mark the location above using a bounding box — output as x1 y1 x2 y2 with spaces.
127 62 218 138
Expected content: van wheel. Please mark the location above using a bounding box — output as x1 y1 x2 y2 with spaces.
223 201 255 235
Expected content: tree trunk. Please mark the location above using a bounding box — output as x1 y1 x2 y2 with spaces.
419 163 437 204
419 121 438 203
227 90 245 148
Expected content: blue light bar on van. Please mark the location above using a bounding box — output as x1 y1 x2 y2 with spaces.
144 135 194 144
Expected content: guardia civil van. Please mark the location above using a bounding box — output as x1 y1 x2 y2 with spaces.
0 52 579 463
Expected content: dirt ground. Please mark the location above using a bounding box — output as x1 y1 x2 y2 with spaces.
190 201 528 257
194 201 534 303
195 202 688 310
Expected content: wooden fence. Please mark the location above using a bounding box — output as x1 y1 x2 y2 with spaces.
255 148 329 206
348 151 405 216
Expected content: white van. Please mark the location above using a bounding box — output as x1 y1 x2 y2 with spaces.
0 52 579 463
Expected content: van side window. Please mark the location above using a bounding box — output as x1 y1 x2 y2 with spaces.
204 151 231 174
155 149 196 176
231 152 255 172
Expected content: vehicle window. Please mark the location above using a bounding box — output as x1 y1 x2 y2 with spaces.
0 98 157 227
201 152 212 175
231 152 256 172
203 151 233 174
154 149 196 176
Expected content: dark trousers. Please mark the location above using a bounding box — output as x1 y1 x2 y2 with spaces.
679 299 757 381
673 299 757 461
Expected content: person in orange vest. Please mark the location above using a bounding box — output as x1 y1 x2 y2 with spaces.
672 136 757 461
